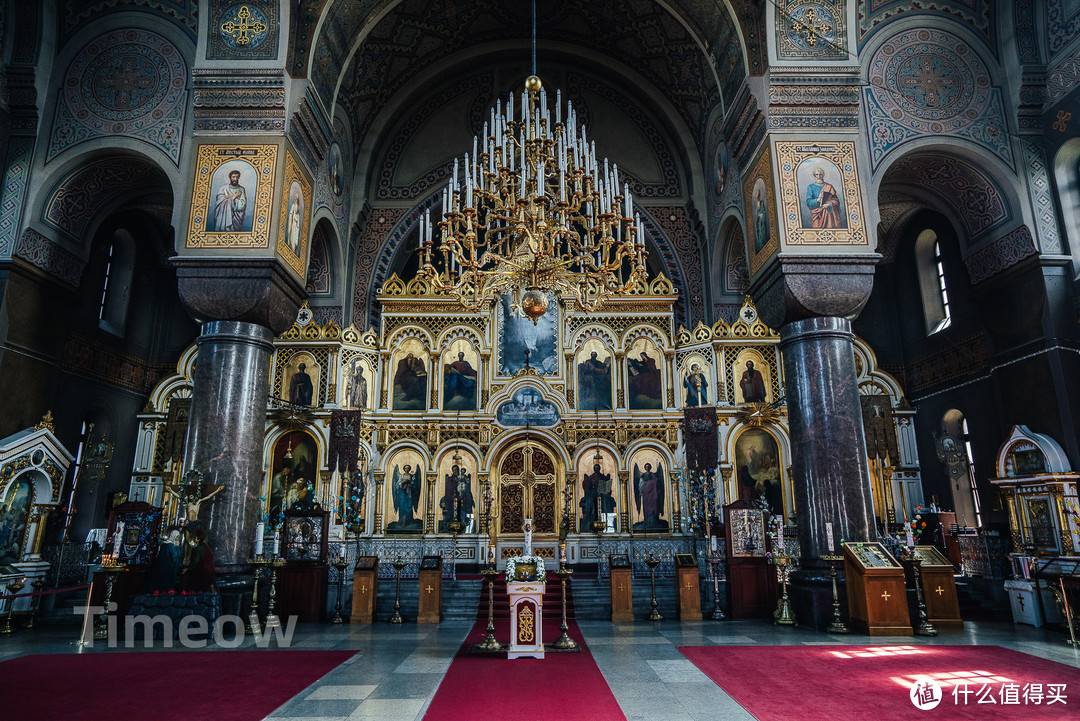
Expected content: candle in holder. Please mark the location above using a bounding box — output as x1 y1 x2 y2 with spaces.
777 521 784 550
826 522 834 552
254 522 265 557
339 544 347 560
272 529 281 557
905 522 914 548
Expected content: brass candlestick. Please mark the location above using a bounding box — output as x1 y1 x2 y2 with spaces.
330 556 349 623
264 558 287 631
2 577 27 634
822 553 850 634
551 568 577 650
773 556 796 626
389 558 407 624
479 567 502 651
93 563 124 640
707 551 726 621
26 578 45 630
911 559 938 636
247 556 270 635
644 553 663 621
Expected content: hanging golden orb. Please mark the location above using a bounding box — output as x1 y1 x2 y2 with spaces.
525 75 542 93
520 289 549 323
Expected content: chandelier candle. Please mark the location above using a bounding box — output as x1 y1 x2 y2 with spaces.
418 75 650 323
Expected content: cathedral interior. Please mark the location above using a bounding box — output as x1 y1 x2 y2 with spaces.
1 2 1080 719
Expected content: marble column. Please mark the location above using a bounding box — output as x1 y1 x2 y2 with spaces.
779 316 876 561
184 321 275 570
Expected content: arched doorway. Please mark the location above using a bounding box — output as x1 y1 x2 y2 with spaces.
494 437 564 559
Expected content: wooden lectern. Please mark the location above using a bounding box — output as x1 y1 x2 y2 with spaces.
610 554 634 622
908 545 963 629
417 555 443 624
843 542 913 636
675 553 702 620
350 556 378 624
724 501 774 619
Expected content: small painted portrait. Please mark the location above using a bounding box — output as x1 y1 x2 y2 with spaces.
443 339 479 411
798 159 846 230
752 178 769 252
578 448 617 532
437 451 476 533
284 352 320 407
576 339 613 411
714 143 729 198
682 358 710 407
495 386 560 427
499 292 558 375
630 448 668 532
392 338 429 411
285 181 304 255
328 142 344 197
386 449 425 534
210 159 257 233
734 350 770 405
627 338 663 410
344 356 372 411
735 429 783 516
267 431 319 520
0 480 32 565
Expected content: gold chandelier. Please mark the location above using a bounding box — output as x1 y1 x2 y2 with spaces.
417 74 650 323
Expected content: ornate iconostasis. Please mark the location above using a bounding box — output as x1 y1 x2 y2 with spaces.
128 277 922 564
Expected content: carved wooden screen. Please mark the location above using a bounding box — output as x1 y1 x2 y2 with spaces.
498 445 557 534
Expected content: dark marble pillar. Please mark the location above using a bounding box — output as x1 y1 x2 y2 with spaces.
184 321 275 570
779 317 876 562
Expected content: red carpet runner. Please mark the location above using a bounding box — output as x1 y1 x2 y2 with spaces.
680 644 1080 720
0 650 355 721
426 575 624 721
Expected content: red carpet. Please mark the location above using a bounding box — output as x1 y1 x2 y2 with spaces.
0 650 355 721
426 617 625 720
680 644 1080 720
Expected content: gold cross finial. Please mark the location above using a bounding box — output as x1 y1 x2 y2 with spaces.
221 6 267 46
35 411 55 433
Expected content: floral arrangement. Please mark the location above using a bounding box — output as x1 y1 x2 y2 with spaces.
505 555 546 583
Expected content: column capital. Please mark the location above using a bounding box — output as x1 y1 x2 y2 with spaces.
748 253 880 329
174 257 305 334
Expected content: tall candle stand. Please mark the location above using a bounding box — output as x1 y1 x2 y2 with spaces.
772 556 796 626
389 557 406 624
26 579 46 630
264 558 287 631
592 516 606 586
644 552 663 621
707 550 726 621
93 561 125 640
910 559 938 636
330 555 349 624
247 556 269 635
551 568 577 650
479 567 502 651
1 577 26 634
821 554 850 634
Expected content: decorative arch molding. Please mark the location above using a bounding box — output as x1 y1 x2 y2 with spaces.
855 0 995 53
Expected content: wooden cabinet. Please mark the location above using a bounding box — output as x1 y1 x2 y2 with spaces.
675 554 702 621
279 563 327 623
350 556 378 624
724 501 774 619
610 555 633 622
843 542 912 636
417 555 442 623
908 545 963 629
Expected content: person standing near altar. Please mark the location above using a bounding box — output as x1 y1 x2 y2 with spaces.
180 523 217 593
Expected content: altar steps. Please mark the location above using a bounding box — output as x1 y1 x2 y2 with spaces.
371 577 482 623
474 574 575 620
954 576 1011 620
569 575 680 621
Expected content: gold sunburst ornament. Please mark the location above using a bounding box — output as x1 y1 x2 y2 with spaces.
737 402 782 427
416 74 650 323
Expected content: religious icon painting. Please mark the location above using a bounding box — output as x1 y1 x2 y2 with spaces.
276 147 314 277
680 353 711 408
629 448 669 532
187 143 277 249
442 338 479 412
342 354 374 411
775 141 867 246
283 351 320 407
267 430 319 522
0 479 33 564
385 448 426 534
436 449 477 533
733 428 785 518
742 145 778 276
626 337 663 410
577 447 617 532
392 338 429 411
575 338 613 411
732 349 771 406
498 291 558 375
